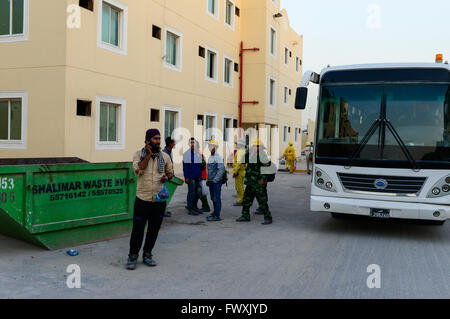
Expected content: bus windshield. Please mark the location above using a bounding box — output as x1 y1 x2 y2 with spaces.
316 84 450 166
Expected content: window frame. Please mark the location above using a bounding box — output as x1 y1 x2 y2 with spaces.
296 56 300 73
0 91 28 149
205 46 219 83
224 0 235 30
268 76 277 108
0 0 29 43
206 0 219 20
95 95 126 150
283 124 289 144
204 112 218 142
269 25 277 58
283 85 289 106
222 114 233 143
97 0 128 56
294 126 300 144
163 105 182 143
284 46 289 65
223 54 234 88
163 26 183 73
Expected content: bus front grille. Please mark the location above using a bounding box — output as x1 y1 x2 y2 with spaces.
337 173 427 196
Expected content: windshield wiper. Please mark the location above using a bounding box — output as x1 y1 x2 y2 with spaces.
384 119 419 171
345 118 382 169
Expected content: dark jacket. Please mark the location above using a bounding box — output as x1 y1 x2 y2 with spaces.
163 147 173 163
183 149 203 179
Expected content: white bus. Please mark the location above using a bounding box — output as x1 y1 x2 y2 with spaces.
295 63 450 225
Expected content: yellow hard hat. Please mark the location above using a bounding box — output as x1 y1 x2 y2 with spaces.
289 141 294 146
306 142 311 146
208 139 219 147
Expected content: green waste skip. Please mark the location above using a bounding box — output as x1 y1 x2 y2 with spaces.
0 159 136 249
0 158 183 250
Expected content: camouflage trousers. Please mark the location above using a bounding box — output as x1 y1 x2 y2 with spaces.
242 183 272 220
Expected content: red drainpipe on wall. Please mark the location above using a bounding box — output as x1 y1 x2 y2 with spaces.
239 41 260 129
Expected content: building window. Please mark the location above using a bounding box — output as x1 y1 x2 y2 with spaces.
98 0 128 55
152 25 161 39
164 111 177 140
79 0 94 11
283 125 289 144
224 56 234 87
269 26 277 57
101 3 119 46
296 56 300 72
163 106 181 141
77 100 92 116
207 0 218 19
199 46 205 58
206 47 218 83
269 77 276 108
223 117 232 142
164 27 183 72
284 47 289 65
284 86 289 105
0 92 27 149
99 102 120 142
150 108 160 122
197 114 204 125
96 95 126 150
0 0 29 43
225 0 235 29
205 114 217 141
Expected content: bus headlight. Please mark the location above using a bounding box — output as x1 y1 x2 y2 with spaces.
427 176 450 198
314 169 337 192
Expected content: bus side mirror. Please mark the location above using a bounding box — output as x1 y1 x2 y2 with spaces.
295 87 308 110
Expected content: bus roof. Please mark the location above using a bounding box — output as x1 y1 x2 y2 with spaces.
321 63 450 76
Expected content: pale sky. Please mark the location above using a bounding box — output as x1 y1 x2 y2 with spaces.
281 0 450 127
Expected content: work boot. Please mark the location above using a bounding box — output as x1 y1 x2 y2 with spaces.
236 216 250 222
126 254 138 270
195 208 204 214
188 210 199 216
164 211 172 218
233 202 243 207
201 207 211 213
207 215 221 222
254 207 264 215
143 253 157 267
262 219 273 225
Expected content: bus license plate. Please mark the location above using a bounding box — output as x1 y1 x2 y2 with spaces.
370 208 390 219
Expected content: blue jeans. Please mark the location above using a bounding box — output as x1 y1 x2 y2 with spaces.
187 178 201 210
208 182 222 217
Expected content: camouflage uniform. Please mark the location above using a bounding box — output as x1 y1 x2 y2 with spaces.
241 148 272 221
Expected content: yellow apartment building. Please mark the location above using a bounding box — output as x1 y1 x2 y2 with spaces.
0 0 304 170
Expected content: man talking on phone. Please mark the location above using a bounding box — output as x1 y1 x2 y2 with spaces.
126 129 174 270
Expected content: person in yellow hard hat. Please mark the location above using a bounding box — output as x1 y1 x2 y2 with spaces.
233 139 246 206
282 142 297 174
